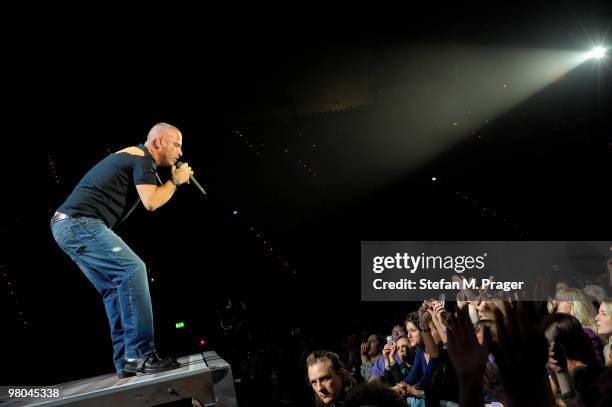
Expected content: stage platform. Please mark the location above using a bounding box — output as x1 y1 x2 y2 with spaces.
1 351 237 407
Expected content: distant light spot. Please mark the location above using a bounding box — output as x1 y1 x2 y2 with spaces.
112 247 122 252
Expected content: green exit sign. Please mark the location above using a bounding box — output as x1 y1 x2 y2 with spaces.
175 322 185 329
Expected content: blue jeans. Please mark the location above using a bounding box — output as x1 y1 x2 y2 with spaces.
51 216 156 372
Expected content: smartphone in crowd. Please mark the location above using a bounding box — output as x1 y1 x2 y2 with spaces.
439 293 446 307
386 335 393 345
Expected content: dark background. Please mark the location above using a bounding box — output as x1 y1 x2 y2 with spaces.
2 1 611 404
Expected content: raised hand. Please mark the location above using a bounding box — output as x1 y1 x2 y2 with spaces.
382 343 394 368
446 305 489 380
428 300 449 344
388 343 397 361
491 301 555 407
430 300 449 327
547 341 568 374
446 305 489 407
360 342 368 356
418 305 433 330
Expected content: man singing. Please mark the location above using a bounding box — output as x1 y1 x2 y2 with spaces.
50 123 193 378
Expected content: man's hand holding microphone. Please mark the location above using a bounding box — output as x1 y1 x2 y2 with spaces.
171 162 193 186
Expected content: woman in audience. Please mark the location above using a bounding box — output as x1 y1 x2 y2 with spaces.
554 287 604 366
424 300 460 407
475 298 506 321
382 335 412 386
401 310 439 407
369 324 407 382
594 299 612 366
359 333 383 382
474 319 506 406
543 313 604 406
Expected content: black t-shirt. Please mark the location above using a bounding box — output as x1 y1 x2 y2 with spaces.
58 144 158 228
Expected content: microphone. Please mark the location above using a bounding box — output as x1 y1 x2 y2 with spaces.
176 161 207 196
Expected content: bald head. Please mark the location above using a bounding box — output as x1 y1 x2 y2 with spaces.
144 122 183 166
146 122 181 145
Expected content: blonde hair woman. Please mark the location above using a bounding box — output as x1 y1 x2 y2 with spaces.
475 298 506 321
554 288 597 330
595 299 612 366
554 287 604 366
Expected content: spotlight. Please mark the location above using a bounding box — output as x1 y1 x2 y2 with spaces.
588 46 606 59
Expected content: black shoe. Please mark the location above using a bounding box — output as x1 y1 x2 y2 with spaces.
117 370 136 379
123 352 180 375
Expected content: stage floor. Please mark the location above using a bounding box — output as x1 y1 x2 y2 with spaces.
1 351 237 406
